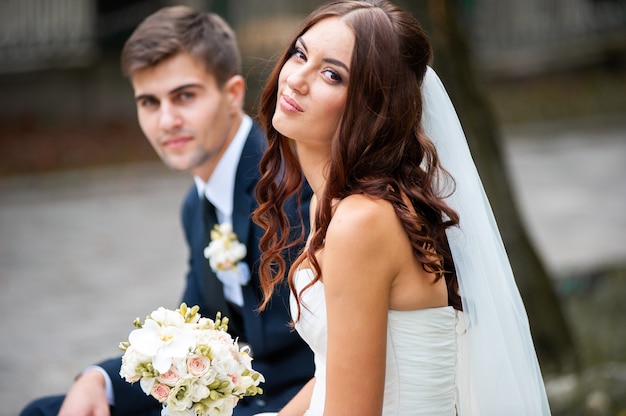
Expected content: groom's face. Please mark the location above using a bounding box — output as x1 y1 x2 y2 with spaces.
130 52 243 181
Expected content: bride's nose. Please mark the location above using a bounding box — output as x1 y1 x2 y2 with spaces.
285 65 309 95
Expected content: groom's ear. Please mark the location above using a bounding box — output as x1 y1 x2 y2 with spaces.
224 75 245 114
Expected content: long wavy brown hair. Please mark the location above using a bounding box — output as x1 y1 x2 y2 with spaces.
253 0 461 315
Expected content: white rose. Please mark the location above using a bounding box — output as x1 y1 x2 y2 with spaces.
188 378 211 402
149 307 186 327
167 379 194 412
119 346 147 382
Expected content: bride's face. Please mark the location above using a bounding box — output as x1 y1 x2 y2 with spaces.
272 17 354 150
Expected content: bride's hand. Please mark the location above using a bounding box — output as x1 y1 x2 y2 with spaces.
275 378 315 416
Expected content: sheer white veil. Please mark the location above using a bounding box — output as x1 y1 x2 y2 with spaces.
421 67 551 415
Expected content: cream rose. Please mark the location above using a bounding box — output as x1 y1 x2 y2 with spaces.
157 365 181 386
151 383 170 403
187 354 211 377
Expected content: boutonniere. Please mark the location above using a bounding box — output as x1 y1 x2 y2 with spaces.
204 223 247 273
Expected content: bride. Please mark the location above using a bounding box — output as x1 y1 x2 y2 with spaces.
253 1 551 414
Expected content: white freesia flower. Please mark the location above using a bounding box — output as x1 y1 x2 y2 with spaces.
128 319 196 374
119 303 263 416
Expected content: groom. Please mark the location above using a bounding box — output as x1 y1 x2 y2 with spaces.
20 6 313 416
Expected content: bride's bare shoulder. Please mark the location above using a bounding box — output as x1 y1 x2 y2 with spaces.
328 194 398 242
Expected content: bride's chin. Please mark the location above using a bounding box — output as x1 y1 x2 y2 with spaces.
271 116 292 139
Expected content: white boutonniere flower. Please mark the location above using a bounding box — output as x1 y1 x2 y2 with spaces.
204 223 247 273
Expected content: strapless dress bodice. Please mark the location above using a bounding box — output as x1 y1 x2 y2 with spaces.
291 269 458 415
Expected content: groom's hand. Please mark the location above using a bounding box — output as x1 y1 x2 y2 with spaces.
58 369 110 416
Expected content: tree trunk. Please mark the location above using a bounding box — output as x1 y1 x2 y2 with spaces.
398 0 577 373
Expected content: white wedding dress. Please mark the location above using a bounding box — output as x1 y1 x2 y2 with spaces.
291 268 460 416
253 66 551 416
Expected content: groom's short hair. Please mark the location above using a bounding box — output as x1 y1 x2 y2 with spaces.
120 5 241 87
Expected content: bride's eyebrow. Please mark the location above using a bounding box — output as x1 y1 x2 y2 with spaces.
297 36 350 73
297 36 307 51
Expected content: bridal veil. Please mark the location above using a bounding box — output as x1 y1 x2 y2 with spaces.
421 67 551 415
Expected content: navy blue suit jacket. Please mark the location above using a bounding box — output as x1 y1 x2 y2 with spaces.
22 122 314 416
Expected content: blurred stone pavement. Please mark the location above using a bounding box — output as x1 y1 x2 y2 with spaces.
0 117 624 416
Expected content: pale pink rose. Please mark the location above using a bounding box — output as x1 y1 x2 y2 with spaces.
151 383 170 403
187 354 210 377
157 365 180 386
229 373 241 386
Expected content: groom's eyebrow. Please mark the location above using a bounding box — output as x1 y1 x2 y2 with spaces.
134 83 205 102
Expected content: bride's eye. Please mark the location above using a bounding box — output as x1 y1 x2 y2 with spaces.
289 45 307 61
322 68 343 83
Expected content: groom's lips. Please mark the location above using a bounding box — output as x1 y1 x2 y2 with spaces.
163 135 192 150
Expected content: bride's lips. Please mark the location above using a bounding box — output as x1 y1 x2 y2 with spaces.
279 95 303 113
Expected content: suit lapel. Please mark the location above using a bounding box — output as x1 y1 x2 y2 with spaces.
232 123 266 346
232 123 264 253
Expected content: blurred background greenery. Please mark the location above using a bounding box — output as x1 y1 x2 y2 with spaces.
0 0 624 414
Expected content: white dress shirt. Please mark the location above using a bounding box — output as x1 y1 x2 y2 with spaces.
193 114 252 307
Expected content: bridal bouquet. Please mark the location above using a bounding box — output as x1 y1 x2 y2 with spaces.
119 303 264 416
